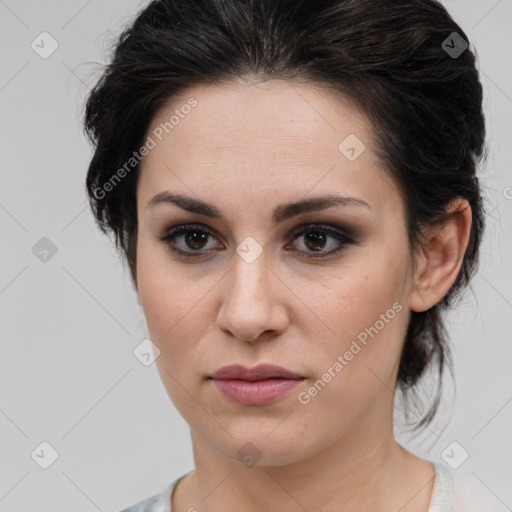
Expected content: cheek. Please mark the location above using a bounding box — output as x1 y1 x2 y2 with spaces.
136 243 189 348
297 274 408 435
138 276 207 362
310 256 410 387
315 255 408 336
136 256 210 412
136 239 222 372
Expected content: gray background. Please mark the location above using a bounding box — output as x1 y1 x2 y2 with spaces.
1 0 511 510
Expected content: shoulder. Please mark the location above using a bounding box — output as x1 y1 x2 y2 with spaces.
117 482 174 512
430 462 497 512
451 470 497 512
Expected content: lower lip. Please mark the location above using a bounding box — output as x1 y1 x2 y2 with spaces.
210 378 304 405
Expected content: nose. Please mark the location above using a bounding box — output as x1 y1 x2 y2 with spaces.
216 251 289 343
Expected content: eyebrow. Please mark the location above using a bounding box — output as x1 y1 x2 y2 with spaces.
147 192 371 223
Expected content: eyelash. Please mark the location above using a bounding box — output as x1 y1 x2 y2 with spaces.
157 222 357 260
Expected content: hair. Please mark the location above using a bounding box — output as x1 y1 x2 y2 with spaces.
83 0 487 429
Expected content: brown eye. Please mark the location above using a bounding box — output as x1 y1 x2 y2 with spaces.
303 230 328 251
158 223 222 257
158 222 357 260
183 230 209 250
286 223 357 259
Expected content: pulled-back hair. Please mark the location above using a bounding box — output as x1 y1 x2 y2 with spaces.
83 0 487 428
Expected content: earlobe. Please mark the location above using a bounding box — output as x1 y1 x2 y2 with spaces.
409 198 472 313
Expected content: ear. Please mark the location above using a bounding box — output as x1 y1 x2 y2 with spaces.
409 198 472 313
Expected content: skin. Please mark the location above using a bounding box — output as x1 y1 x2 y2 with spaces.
134 79 472 512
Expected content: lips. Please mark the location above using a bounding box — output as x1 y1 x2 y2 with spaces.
209 363 303 381
208 364 304 406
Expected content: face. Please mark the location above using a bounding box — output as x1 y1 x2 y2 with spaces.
135 79 417 466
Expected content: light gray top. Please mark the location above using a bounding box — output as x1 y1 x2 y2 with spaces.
428 462 454 511
118 462 454 512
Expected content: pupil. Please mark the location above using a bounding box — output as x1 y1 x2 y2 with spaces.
305 231 326 251
183 230 327 251
186 231 207 249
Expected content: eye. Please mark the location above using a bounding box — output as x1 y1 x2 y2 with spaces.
157 223 222 258
157 222 357 259
285 223 357 259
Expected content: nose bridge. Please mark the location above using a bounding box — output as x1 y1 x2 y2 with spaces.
217 247 285 341
229 248 271 309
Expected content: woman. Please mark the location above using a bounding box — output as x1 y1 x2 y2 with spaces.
83 0 489 510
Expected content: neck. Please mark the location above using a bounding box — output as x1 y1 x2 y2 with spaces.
176 399 434 512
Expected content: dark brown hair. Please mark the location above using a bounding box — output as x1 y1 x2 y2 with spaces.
83 0 487 428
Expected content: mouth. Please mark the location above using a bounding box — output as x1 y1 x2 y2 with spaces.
209 363 304 381
207 364 305 405
208 377 305 405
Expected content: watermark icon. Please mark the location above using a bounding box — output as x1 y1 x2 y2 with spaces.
236 442 262 467
441 32 468 59
338 133 366 161
503 186 512 200
236 236 263 264
133 338 160 366
32 237 58 263
31 441 59 469
441 441 469 469
297 301 403 405
31 31 59 59
93 97 198 200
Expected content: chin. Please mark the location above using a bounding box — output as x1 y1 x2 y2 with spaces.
205 426 317 468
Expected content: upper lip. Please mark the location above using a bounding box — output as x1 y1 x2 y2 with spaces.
209 364 304 381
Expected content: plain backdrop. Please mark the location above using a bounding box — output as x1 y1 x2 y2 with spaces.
1 0 511 510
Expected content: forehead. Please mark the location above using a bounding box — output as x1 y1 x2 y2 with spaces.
138 80 401 214
145 79 368 154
